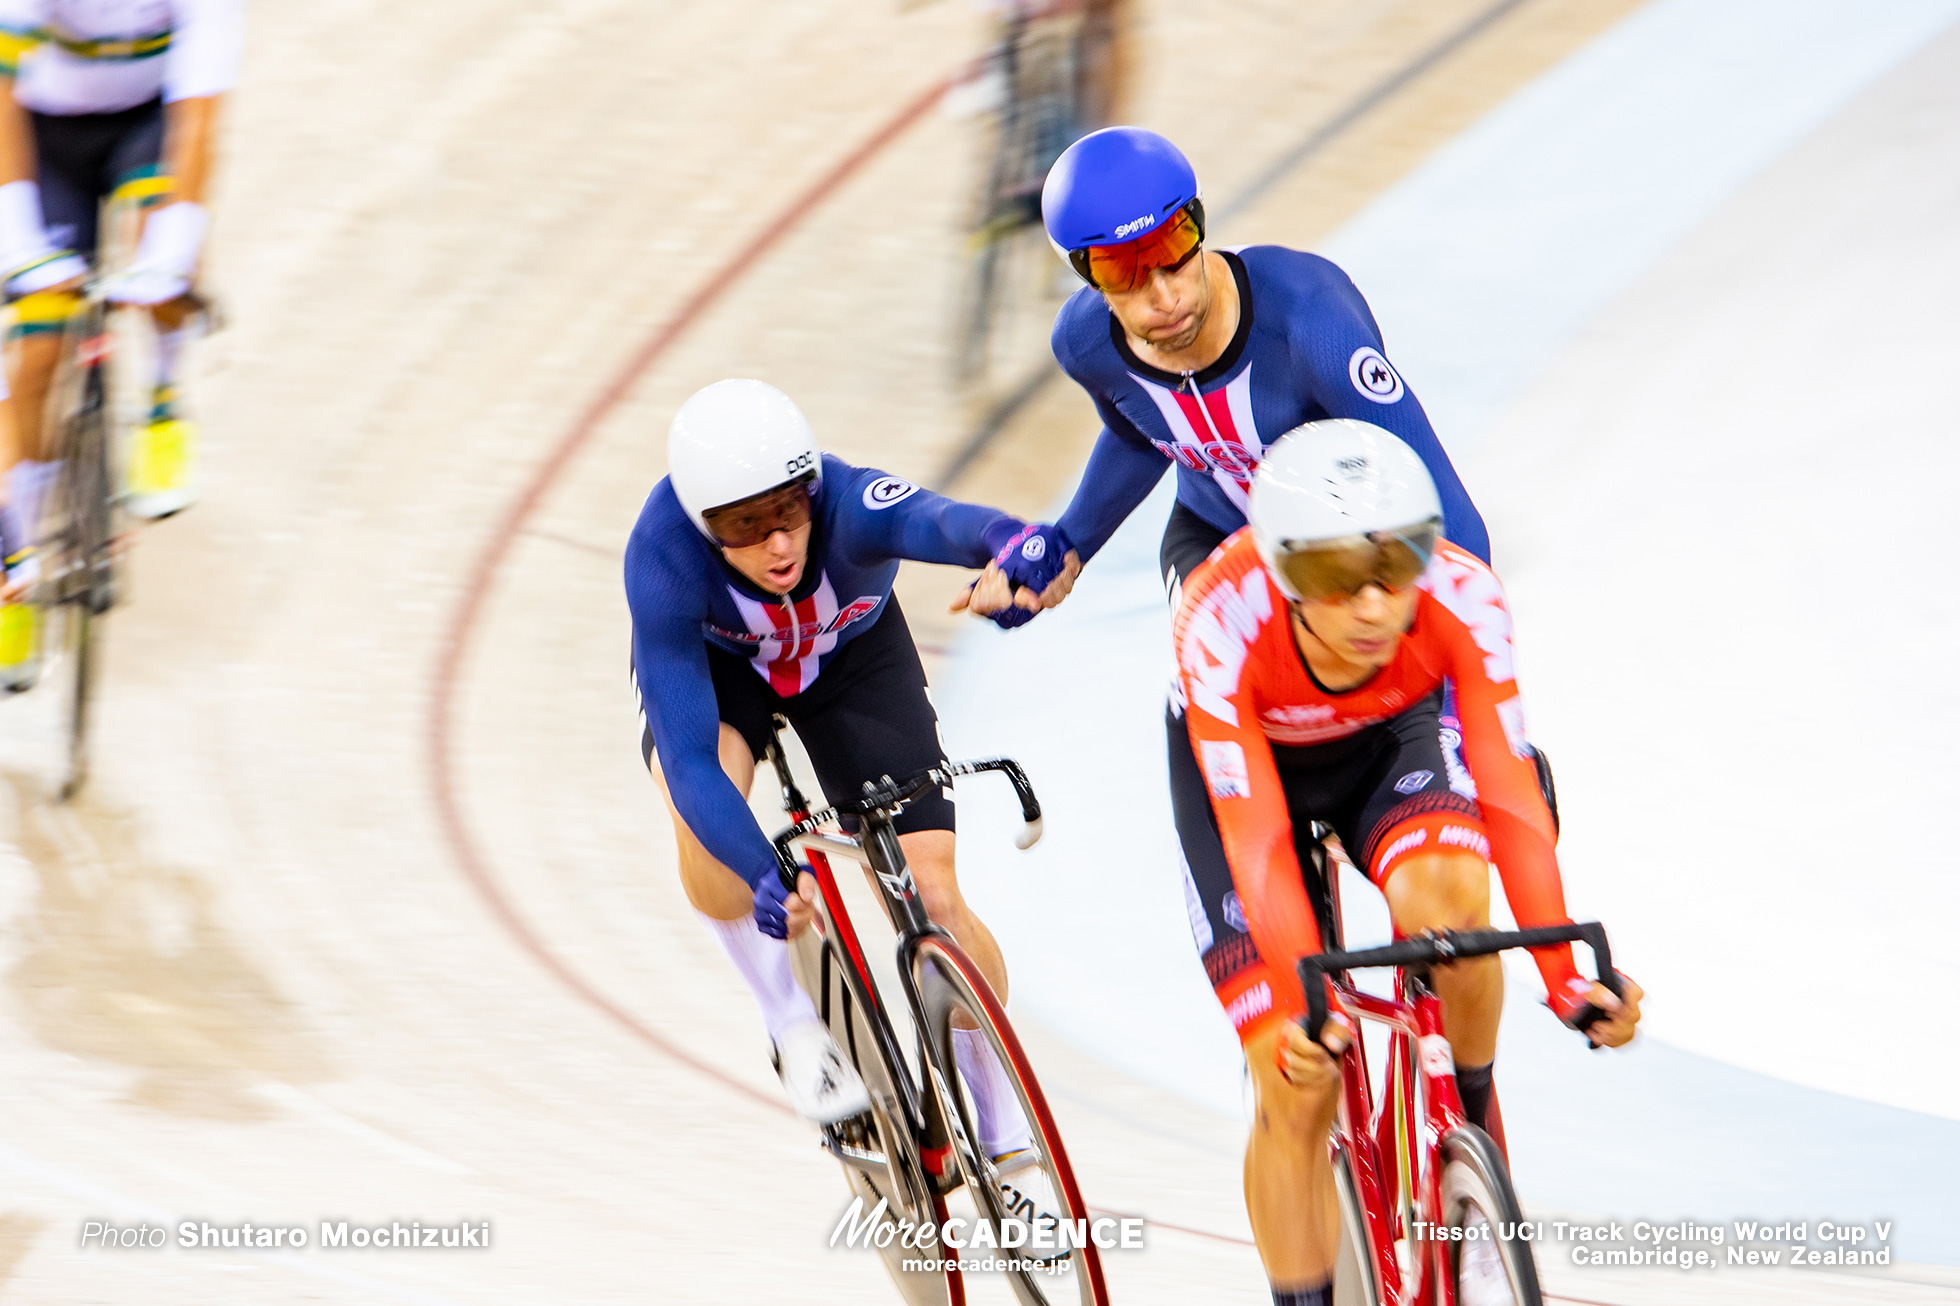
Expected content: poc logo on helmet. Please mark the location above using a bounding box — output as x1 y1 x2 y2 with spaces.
784 450 815 477
1114 213 1156 239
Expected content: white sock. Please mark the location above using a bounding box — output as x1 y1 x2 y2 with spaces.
698 909 819 1044
953 1026 1031 1158
154 324 192 390
3 459 56 541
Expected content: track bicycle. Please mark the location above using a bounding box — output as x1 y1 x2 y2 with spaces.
1292 837 1624 1306
3 176 214 799
12 278 127 799
766 722 1109 1306
953 0 1129 388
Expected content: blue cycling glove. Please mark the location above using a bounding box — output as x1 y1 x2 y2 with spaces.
753 861 809 940
987 523 1073 631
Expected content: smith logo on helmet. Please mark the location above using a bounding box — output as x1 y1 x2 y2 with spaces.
1114 213 1156 238
1335 456 1369 478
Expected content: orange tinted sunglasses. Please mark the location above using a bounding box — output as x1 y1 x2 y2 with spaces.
1070 200 1206 293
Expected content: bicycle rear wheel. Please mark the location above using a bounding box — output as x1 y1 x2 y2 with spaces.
1439 1126 1543 1306
912 933 1107 1306
791 927 962 1306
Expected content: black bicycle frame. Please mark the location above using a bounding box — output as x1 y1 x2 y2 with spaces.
769 747 1043 1191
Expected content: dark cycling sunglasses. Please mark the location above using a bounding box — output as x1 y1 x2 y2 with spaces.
1069 200 1206 293
701 477 815 549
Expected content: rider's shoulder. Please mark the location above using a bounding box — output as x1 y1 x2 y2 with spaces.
1232 245 1363 310
1421 539 1502 588
1414 541 1513 649
1050 283 1118 376
1177 529 1277 622
625 480 707 590
822 454 929 520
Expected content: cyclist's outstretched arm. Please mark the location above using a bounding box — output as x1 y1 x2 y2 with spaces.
1052 421 1169 563
159 0 244 207
831 463 1024 569
631 610 779 893
1422 546 1610 1024
1177 585 1326 1003
1296 271 1490 564
0 37 79 293
1046 308 1171 566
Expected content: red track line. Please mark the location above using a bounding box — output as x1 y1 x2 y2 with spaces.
427 74 953 1119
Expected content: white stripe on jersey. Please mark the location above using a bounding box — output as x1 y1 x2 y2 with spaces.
1125 364 1266 515
729 575 840 696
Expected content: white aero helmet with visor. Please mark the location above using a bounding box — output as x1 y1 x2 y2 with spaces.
667 379 822 548
1248 419 1444 604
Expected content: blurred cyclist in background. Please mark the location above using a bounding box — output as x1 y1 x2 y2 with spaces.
626 380 1059 1214
1175 422 1639 1305
0 0 239 686
953 0 1133 385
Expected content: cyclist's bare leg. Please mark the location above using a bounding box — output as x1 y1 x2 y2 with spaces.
901 829 1009 1004
1382 847 1501 1064
648 722 858 1103
1242 1018 1341 1286
5 325 65 466
650 721 759 921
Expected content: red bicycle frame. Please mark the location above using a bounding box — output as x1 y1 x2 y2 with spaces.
1332 977 1468 1306
1301 919 1619 1306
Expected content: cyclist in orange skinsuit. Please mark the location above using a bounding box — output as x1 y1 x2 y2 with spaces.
1174 419 1641 1306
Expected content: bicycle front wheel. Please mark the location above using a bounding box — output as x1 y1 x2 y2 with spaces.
912 933 1108 1306
790 927 961 1306
55 356 115 802
1439 1127 1543 1306
1332 1142 1384 1306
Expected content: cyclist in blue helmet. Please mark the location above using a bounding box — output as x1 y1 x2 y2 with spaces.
969 126 1497 1306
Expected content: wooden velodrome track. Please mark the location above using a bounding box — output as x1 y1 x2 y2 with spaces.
2 1 1946 1302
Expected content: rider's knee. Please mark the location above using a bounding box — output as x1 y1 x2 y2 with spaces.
1382 848 1490 933
1245 1024 1339 1139
900 831 961 917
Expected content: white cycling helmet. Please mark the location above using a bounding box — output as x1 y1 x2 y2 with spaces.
667 379 822 539
1249 419 1443 603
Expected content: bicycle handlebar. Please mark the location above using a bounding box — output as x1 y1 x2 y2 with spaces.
1296 922 1624 1046
772 756 1043 888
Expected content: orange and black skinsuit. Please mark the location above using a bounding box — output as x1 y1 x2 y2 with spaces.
1172 529 1591 1044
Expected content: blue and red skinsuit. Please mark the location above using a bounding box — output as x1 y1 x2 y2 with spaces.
626 456 1021 890
1050 245 1490 567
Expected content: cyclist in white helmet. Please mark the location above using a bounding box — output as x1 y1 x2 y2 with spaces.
1175 419 1640 1306
626 378 1061 1196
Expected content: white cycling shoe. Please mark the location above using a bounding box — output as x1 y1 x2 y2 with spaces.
773 1021 871 1124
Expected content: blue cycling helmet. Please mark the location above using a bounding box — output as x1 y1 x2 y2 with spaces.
1041 126 1203 261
